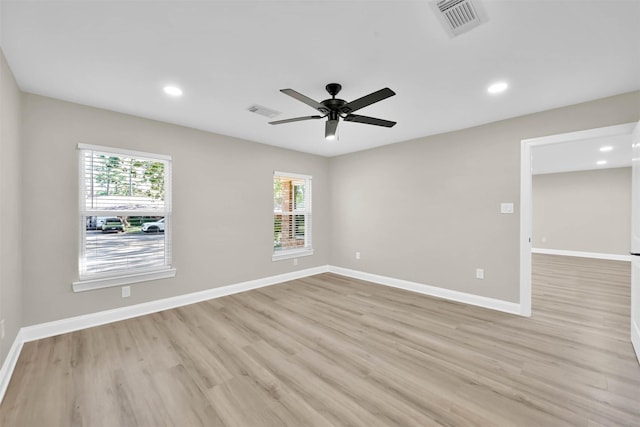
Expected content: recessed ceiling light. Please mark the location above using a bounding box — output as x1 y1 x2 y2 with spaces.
599 146 613 152
487 82 508 94
163 86 183 97
596 160 607 165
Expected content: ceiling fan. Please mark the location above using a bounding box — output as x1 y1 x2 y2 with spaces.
269 83 396 140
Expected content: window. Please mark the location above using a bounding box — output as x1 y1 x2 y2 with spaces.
273 171 313 261
74 144 175 291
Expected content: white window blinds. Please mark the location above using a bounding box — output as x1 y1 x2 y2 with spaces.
77 144 173 284
273 171 313 260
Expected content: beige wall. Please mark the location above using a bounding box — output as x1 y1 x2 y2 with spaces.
8 61 640 328
0 49 22 363
21 94 330 326
329 91 640 303
533 168 631 255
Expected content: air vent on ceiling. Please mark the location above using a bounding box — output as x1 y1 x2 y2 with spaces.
432 0 487 37
247 104 281 118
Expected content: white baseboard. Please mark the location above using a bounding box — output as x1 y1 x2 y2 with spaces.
532 248 632 262
0 330 24 405
328 266 523 316
632 320 640 366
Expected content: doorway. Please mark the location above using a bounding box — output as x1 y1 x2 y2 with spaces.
519 122 636 316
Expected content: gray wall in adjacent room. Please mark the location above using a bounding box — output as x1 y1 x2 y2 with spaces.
533 167 631 255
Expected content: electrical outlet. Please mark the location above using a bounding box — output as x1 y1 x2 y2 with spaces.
122 286 131 298
476 268 485 280
355 252 361 260
0 319 5 340
293 258 298 266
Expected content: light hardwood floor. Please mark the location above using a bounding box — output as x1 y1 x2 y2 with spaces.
1 254 639 426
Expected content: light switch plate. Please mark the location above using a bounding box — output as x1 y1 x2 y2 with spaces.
500 202 514 214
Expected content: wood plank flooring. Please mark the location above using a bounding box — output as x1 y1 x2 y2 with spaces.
1 254 639 426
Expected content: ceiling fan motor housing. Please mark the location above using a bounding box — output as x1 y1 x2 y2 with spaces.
322 99 347 117
321 83 347 116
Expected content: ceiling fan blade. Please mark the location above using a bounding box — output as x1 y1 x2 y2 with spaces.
339 87 396 114
269 115 323 125
325 119 339 140
344 114 396 128
280 89 330 114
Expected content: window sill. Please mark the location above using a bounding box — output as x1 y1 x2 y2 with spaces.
72 268 176 292
272 248 314 262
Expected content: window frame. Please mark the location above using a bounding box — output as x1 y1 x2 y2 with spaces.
272 171 314 261
73 143 175 292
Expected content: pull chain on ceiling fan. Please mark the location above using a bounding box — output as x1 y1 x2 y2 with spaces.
269 83 396 140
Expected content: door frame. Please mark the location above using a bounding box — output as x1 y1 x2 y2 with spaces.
631 121 640 364
519 122 637 318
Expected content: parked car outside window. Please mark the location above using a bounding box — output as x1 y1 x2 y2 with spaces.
142 218 165 233
86 216 110 230
101 217 125 233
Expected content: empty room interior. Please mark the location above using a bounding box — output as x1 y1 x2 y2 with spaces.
1 1 640 426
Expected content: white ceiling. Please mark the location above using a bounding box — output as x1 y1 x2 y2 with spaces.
1 0 639 157
532 132 632 175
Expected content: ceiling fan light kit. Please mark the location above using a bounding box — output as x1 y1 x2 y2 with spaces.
325 119 339 140
269 83 396 141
